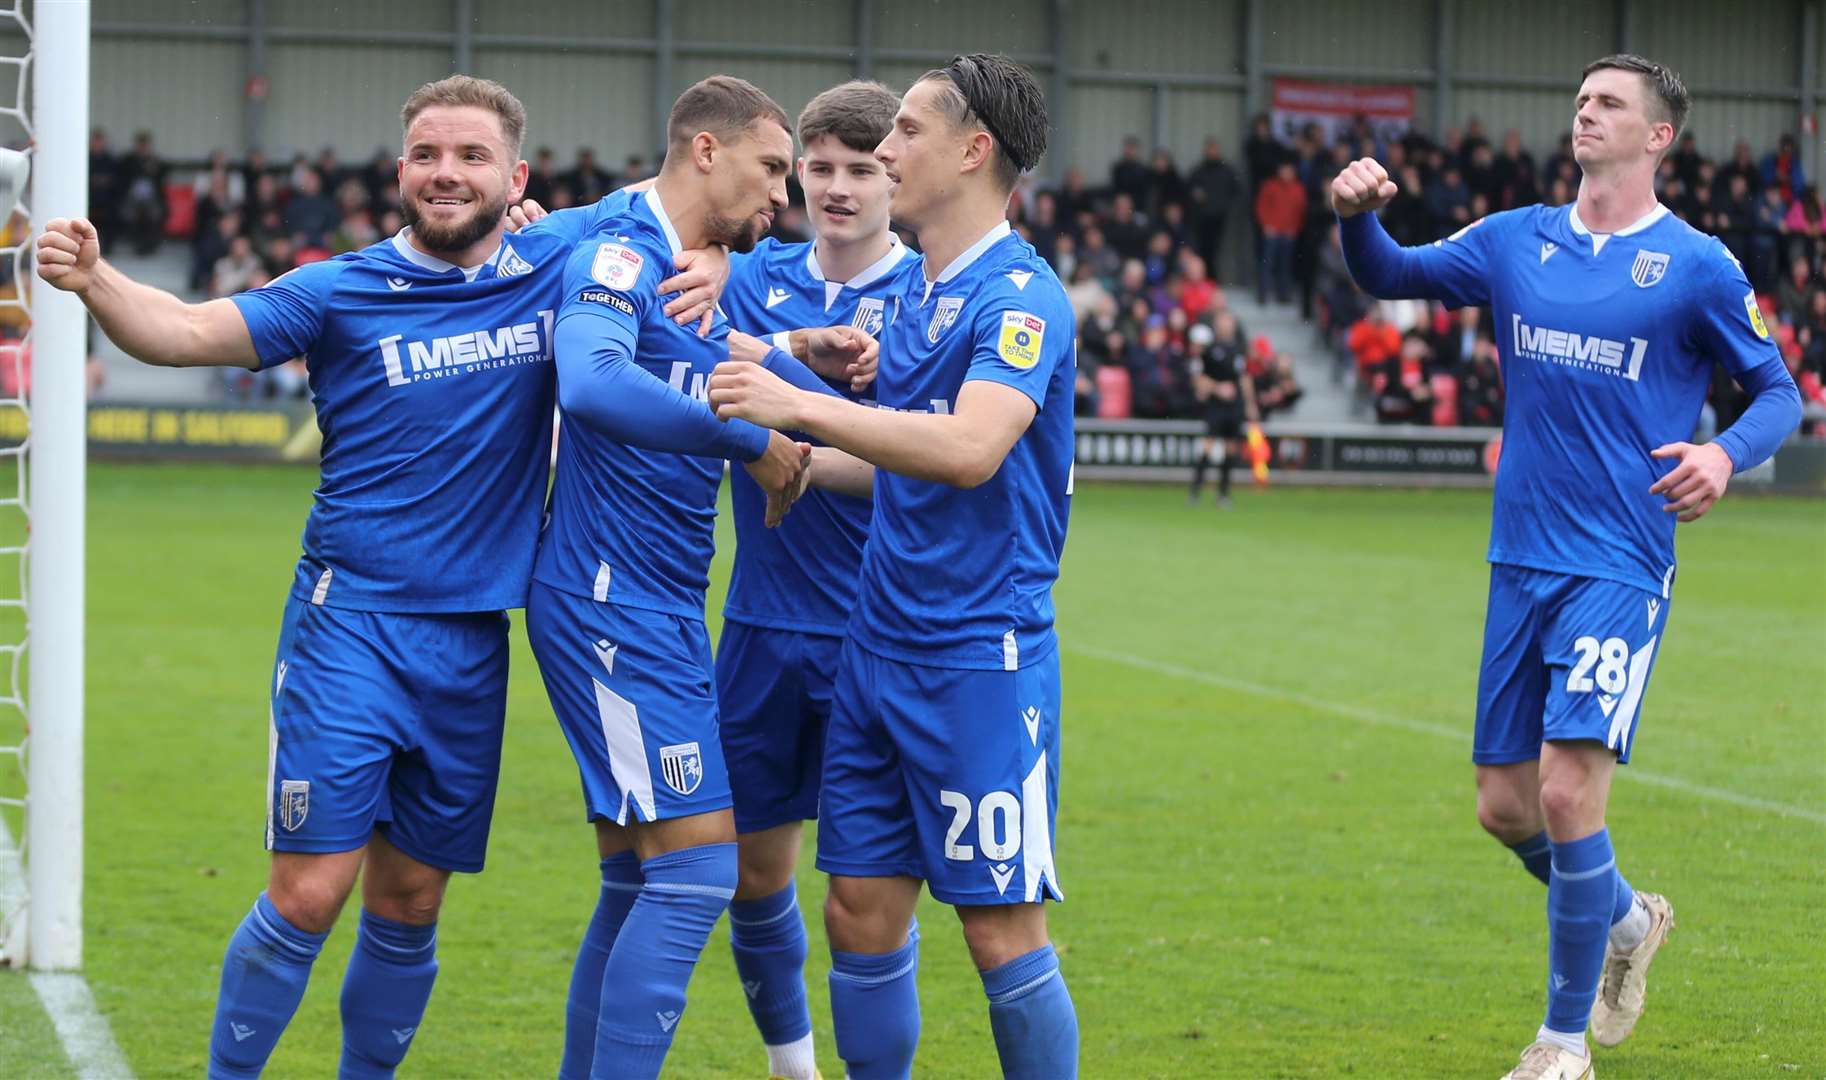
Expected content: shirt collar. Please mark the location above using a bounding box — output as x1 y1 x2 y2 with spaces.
643 187 684 257
1568 202 1668 239
803 233 907 289
923 220 1012 304
389 227 502 282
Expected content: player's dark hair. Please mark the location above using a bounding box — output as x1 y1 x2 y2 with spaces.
797 81 900 155
667 75 791 153
1583 54 1689 146
401 75 527 158
916 53 1048 192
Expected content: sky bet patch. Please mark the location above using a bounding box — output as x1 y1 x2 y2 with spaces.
1744 291 1770 339
591 242 643 290
998 311 1045 369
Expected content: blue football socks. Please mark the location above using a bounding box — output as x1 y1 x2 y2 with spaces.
728 880 814 1053
830 923 922 1080
559 852 644 1080
337 910 438 1078
590 843 737 1079
208 892 328 1079
1544 829 1618 1041
1508 830 1553 886
980 943 1078 1079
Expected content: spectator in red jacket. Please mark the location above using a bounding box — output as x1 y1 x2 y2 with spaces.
1255 160 1306 304
1348 304 1402 378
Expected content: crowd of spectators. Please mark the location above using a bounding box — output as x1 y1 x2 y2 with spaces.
80 120 1826 434
994 134 1305 423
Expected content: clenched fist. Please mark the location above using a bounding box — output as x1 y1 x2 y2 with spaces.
36 217 101 293
1330 159 1398 219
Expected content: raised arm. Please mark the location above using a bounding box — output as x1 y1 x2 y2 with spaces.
36 217 260 368
1332 159 1494 309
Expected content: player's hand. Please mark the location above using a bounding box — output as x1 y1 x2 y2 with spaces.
799 325 878 392
709 359 803 430
660 245 729 337
1649 441 1734 522
744 430 812 527
1330 158 1398 219
35 217 101 293
505 198 548 231
726 329 771 366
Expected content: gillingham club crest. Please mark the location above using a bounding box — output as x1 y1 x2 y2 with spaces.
1630 249 1670 288
851 297 886 337
660 742 703 796
279 780 310 831
927 296 964 343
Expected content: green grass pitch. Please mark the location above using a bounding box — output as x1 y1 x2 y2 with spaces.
1 463 1821 1078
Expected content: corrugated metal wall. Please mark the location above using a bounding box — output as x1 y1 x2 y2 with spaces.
475 51 653 162
62 0 1826 172
1262 0 1431 74
1454 0 1616 81
1068 0 1241 76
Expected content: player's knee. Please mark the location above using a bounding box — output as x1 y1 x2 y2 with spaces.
267 873 352 934
1475 788 1538 842
365 881 445 926
735 856 795 902
1536 775 1599 835
823 882 902 953
957 905 1048 971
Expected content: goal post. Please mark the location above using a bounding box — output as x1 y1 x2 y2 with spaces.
22 0 88 972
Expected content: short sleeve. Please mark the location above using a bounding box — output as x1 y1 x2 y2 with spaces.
963 274 1074 409
1687 240 1784 379
229 259 345 370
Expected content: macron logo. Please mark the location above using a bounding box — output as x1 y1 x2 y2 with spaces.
391 1027 416 1045
1539 242 1558 265
989 863 1015 896
1511 314 1646 381
387 276 412 292
230 1023 256 1042
378 309 554 387
656 1010 680 1032
1007 270 1034 290
765 287 792 309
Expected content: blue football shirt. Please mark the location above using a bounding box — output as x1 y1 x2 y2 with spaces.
719 235 919 634
851 222 1077 671
1343 203 1797 595
229 195 625 613
534 187 754 620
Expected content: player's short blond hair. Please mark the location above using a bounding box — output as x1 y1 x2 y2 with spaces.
400 75 527 158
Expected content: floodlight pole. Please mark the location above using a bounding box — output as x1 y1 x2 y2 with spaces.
28 0 90 972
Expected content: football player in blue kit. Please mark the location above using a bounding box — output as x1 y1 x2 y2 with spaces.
35 76 737 1079
524 75 872 1080
710 55 1081 1080
1332 55 1801 1080
711 78 917 1080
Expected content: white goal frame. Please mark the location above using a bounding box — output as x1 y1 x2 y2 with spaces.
0 0 89 973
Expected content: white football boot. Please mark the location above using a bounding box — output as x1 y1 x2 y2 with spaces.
1590 891 1675 1046
1500 1040 1594 1080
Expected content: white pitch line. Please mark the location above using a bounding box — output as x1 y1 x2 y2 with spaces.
0 818 135 1079
1067 644 1826 827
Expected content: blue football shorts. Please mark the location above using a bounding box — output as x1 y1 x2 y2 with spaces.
265 593 510 873
817 638 1065 907
1475 563 1671 766
526 581 731 825
714 621 842 835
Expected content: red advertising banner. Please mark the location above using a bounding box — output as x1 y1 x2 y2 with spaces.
1271 78 1415 147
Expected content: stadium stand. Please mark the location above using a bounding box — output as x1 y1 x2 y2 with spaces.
76 122 1826 435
